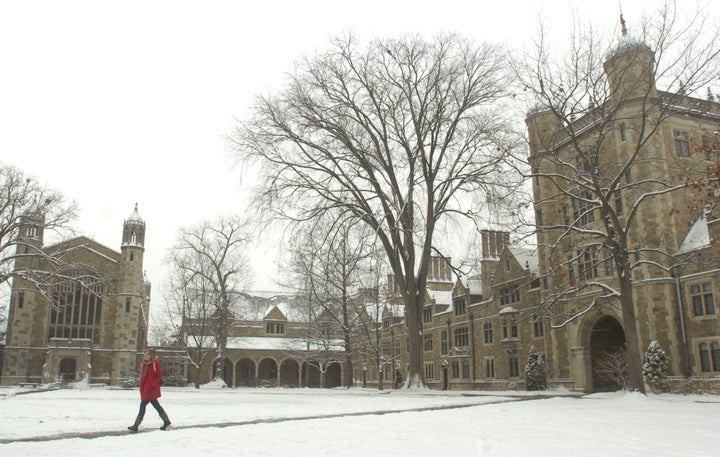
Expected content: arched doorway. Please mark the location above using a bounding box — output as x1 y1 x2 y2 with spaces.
590 316 626 392
59 358 76 382
257 358 278 387
302 362 321 387
279 359 300 387
213 357 234 386
325 363 342 388
235 358 256 387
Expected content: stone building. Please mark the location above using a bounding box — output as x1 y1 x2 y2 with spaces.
182 294 346 388
1 206 150 386
525 35 720 390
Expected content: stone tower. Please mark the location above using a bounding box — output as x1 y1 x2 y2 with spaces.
112 204 148 380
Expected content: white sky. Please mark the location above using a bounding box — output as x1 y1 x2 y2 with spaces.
1 1 717 318
1 386 718 456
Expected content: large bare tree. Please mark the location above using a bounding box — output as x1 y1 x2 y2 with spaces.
231 34 521 387
518 3 719 391
164 215 253 387
1 163 78 339
286 212 379 387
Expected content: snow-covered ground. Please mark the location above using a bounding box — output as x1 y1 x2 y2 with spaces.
1 383 717 456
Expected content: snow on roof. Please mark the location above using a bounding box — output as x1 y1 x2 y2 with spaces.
678 216 711 254
125 204 143 223
466 276 483 294
429 290 452 306
499 306 519 315
226 336 344 351
508 246 539 273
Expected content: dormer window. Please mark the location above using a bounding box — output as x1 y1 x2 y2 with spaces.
265 322 285 334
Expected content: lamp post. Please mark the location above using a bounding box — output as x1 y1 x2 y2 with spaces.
362 363 367 388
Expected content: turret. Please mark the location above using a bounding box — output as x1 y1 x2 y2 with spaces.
603 15 657 103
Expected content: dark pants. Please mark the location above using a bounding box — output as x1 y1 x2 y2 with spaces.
134 399 168 424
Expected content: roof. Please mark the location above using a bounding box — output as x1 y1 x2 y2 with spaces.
125 204 143 224
226 336 344 351
678 215 711 254
508 246 539 273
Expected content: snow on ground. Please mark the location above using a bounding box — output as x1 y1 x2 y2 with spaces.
0 384 717 456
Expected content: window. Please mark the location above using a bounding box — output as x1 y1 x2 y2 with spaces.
572 194 595 225
423 333 433 351
485 358 495 378
578 248 599 281
502 319 518 339
702 134 719 160
451 360 460 378
422 306 433 323
605 258 615 276
568 259 575 285
483 322 493 344
536 209 543 226
615 190 624 215
533 318 544 338
129 253 134 262
509 356 520 377
454 298 466 316
454 327 469 348
690 283 716 316
265 322 285 334
424 362 435 380
125 297 131 313
500 288 510 305
674 130 690 157
48 273 104 344
383 318 390 330
500 286 520 305
16 291 24 309
699 342 720 372
440 330 448 355
462 360 470 379
620 123 627 141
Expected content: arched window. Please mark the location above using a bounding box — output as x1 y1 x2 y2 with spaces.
48 270 105 344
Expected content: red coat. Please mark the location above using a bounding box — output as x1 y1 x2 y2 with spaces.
139 359 162 401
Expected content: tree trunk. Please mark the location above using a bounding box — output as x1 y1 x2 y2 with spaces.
619 273 645 393
404 293 424 388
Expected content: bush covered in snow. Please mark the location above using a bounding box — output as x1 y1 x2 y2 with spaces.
525 346 547 390
642 341 669 393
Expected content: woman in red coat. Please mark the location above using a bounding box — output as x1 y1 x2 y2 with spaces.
128 348 171 431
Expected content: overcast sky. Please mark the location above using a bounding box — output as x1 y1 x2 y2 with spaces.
1 1 717 314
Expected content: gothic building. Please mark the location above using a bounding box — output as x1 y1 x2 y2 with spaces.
1 206 150 386
525 36 720 390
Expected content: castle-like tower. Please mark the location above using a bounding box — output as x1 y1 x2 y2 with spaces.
1 205 151 386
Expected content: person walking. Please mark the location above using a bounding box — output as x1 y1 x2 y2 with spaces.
128 348 171 431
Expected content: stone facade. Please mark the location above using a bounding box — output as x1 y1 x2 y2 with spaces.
1 206 150 386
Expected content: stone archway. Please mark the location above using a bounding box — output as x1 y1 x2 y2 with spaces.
302 362 321 388
59 358 76 382
213 357 234 386
279 359 300 387
235 358 256 387
257 358 278 387
325 363 342 388
590 315 626 392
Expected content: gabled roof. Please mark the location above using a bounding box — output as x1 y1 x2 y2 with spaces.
264 304 288 321
508 246 539 274
678 215 711 254
44 236 120 263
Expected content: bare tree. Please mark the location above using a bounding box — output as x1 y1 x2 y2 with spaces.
1 163 78 339
165 215 253 387
285 212 379 387
519 2 720 391
231 34 522 387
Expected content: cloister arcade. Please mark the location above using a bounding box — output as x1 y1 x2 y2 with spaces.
212 355 342 388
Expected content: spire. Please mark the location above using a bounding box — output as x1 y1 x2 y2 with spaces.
620 13 628 37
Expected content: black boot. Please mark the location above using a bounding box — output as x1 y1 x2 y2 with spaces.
160 412 171 430
128 413 143 431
